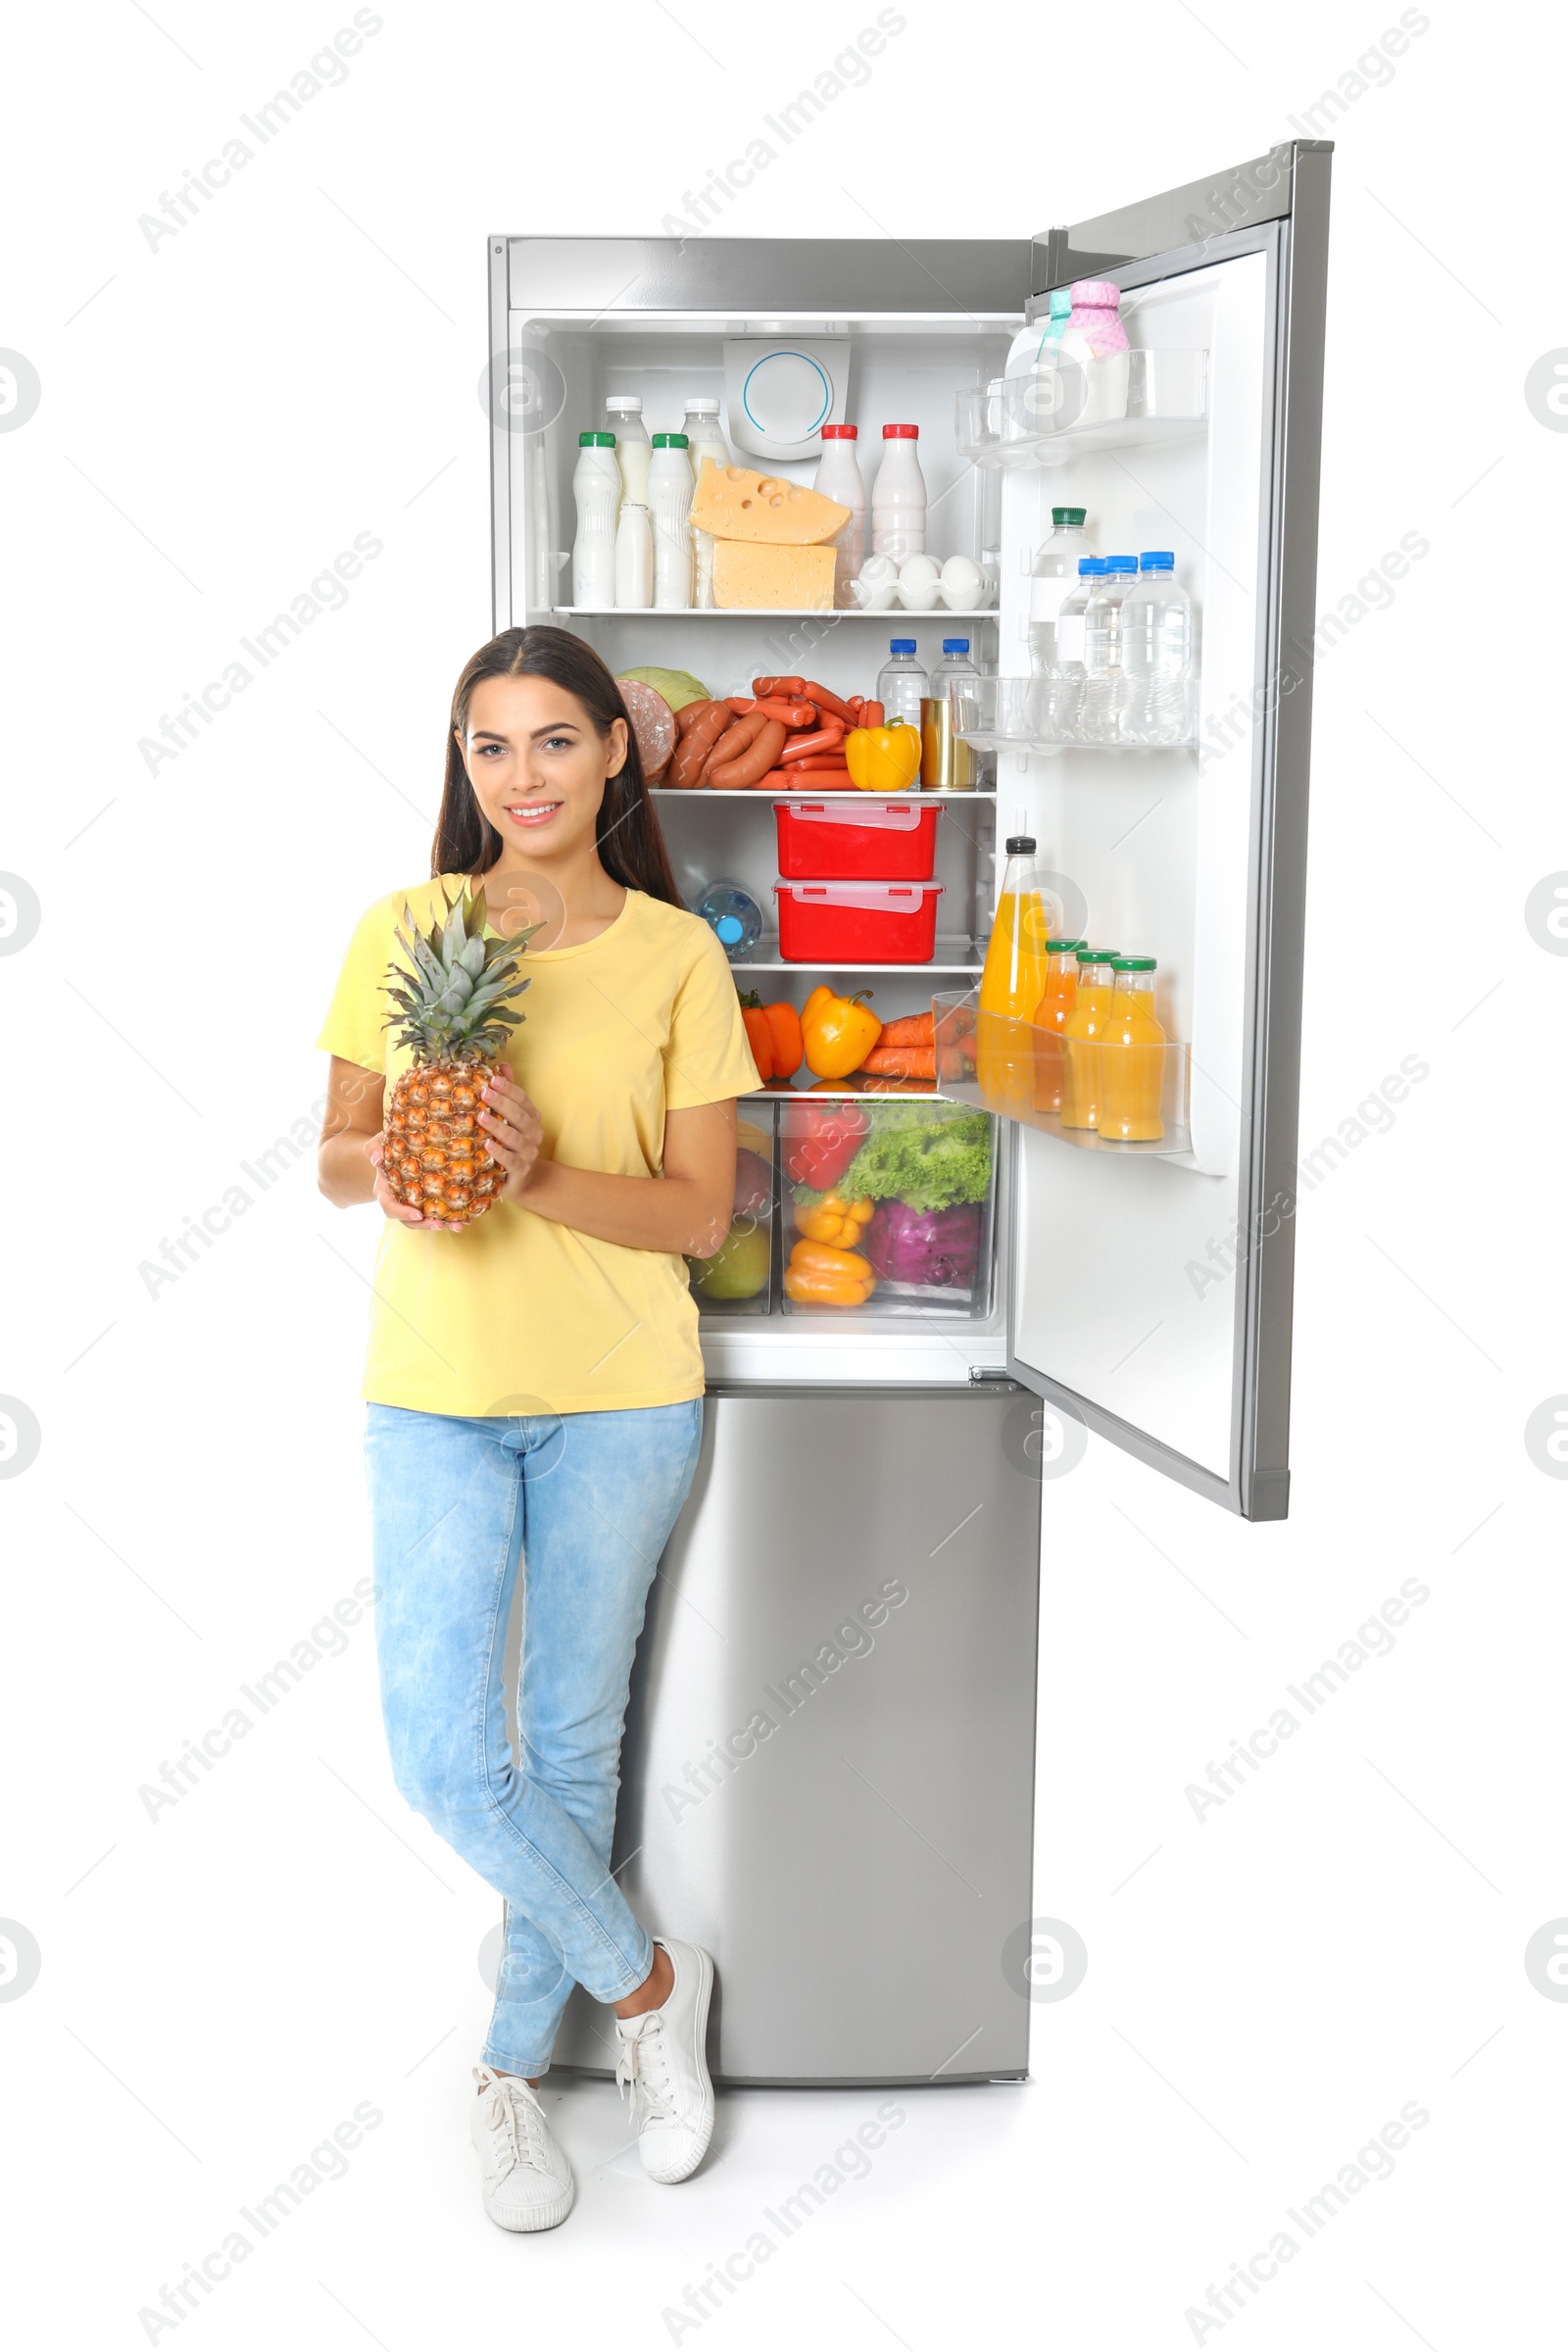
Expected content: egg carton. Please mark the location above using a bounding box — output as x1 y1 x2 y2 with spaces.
850 554 998 612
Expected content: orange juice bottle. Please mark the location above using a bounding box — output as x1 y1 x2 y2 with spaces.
977 831 1054 1104
1030 940 1084 1114
1099 956 1167 1141
1059 949 1120 1129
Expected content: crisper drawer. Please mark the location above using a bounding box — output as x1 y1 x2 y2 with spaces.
686 1101 778 1315
777 1094 997 1319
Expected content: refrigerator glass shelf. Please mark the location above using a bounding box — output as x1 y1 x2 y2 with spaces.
932 990 1195 1158
552 607 1000 620
727 938 981 975
650 788 996 802
950 676 1197 756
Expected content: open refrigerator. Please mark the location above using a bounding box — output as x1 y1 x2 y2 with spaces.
487 142 1331 2084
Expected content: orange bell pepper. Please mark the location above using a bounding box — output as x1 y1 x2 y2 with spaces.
761 999 804 1081
784 1264 876 1304
802 987 882 1081
784 1236 876 1304
738 998 774 1082
792 1192 875 1247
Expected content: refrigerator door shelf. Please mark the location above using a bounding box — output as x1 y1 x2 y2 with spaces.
956 349 1209 468
933 991 1195 1161
952 676 1198 755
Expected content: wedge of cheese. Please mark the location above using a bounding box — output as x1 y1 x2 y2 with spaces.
712 540 836 611
691 462 850 547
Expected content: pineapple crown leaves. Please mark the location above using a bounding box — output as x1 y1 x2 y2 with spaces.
382 884 542 1061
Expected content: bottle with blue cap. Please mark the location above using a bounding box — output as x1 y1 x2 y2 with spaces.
1048 557 1102 740
694 877 763 961
1081 555 1140 743
922 637 981 792
875 636 930 731
1120 551 1193 745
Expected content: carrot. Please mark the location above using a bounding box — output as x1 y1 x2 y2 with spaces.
859 1046 936 1079
876 1012 935 1049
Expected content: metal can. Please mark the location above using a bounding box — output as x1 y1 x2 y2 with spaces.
919 694 974 792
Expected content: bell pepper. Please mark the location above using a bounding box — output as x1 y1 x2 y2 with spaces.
760 998 803 1082
784 1236 877 1305
784 1263 876 1305
792 1191 875 1247
845 722 921 793
803 986 882 1081
780 1098 870 1189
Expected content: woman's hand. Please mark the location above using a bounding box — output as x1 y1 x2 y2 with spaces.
367 1130 468 1233
478 1070 545 1203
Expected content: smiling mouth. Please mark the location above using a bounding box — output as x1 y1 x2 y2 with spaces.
504 801 563 825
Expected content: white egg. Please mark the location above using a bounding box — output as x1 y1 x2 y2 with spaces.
899 554 942 586
852 555 901 610
939 556 985 609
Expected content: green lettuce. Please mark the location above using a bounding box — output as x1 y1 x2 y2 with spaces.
833 1103 993 1214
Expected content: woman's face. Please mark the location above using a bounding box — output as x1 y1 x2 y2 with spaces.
458 674 627 866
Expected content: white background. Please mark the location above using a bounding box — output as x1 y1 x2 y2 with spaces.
2 4 1562 2346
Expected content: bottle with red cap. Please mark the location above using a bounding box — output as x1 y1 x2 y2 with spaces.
870 422 927 564
812 424 867 609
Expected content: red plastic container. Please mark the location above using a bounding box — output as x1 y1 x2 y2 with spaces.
774 879 944 963
773 797 943 881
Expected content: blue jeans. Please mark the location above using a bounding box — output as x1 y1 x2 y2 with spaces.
364 1397 703 2077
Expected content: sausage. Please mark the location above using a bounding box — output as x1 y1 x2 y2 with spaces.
752 674 806 698
675 697 718 736
751 697 816 727
756 768 856 790
802 679 856 724
724 696 758 714
860 700 885 728
779 756 850 770
777 723 846 764
709 713 787 790
615 678 676 784
667 700 733 787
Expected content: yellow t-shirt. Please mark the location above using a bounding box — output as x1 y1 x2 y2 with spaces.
317 875 762 1417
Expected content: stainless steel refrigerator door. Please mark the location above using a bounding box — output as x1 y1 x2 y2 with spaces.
1004 141 1333 1523
546 1386 1042 2086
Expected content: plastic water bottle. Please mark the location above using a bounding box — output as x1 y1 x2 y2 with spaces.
876 638 930 730
570 431 620 608
695 878 763 960
1049 558 1101 740
1080 555 1138 743
1028 507 1092 683
1119 551 1193 744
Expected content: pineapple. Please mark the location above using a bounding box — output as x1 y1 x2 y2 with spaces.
380 886 536 1225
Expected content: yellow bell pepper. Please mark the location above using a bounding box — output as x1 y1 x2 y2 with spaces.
802 986 882 1081
784 1236 877 1305
845 722 922 792
793 1192 876 1247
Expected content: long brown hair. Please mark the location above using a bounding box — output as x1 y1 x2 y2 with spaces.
431 625 682 906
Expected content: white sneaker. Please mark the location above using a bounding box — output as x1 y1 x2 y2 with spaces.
613 1936 715 2183
470 2065 574 2230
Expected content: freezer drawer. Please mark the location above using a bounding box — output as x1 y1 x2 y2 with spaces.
547 1384 1042 2086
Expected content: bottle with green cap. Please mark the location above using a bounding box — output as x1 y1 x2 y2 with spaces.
1028 507 1094 699
1099 956 1167 1140
1059 949 1121 1130
649 432 694 610
571 429 621 608
1030 937 1085 1115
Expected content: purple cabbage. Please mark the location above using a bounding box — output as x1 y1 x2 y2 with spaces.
864 1200 982 1290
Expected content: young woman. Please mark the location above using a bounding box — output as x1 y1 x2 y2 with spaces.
316 625 761 2232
